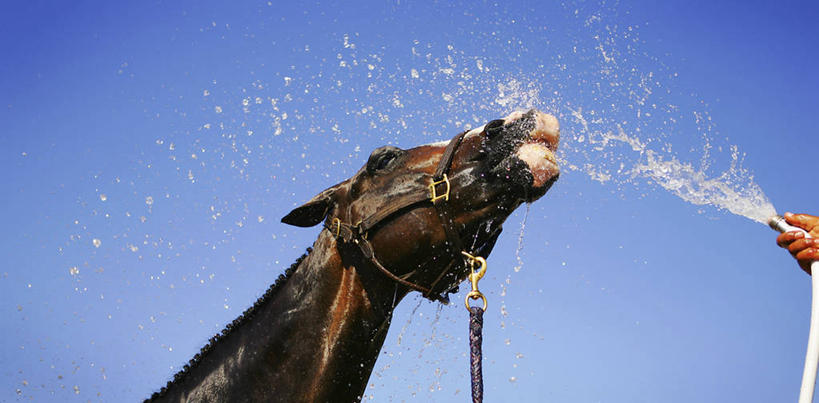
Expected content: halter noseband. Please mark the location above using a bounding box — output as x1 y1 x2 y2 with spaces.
323 130 475 302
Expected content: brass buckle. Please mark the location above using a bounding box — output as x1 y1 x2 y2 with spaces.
353 220 367 241
429 174 451 203
358 221 367 239
332 218 341 238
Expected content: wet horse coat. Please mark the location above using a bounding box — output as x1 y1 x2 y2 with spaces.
147 109 560 402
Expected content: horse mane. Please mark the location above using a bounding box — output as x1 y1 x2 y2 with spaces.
145 248 312 402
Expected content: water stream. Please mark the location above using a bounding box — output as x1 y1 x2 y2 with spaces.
567 108 778 224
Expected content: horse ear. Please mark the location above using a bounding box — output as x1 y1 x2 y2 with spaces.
281 185 339 227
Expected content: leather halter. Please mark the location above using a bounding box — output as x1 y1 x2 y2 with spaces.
324 130 474 302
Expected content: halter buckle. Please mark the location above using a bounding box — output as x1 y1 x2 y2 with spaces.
353 220 367 240
429 174 451 203
332 218 342 238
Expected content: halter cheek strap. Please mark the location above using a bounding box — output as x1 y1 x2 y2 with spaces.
324 130 471 302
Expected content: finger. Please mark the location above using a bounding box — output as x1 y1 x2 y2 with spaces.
778 231 805 248
796 248 819 274
785 212 819 232
796 248 819 262
788 238 817 255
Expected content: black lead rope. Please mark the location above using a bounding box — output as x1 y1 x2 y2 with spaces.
463 252 487 403
469 305 484 403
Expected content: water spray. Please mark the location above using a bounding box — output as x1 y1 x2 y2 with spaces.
769 214 819 403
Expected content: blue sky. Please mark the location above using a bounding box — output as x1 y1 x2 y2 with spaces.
1 1 818 401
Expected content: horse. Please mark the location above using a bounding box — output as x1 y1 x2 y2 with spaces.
147 109 560 402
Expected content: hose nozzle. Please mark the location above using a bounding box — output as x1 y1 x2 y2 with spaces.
769 214 809 236
770 214 790 233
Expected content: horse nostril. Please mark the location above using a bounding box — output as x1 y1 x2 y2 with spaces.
485 119 504 130
484 119 504 137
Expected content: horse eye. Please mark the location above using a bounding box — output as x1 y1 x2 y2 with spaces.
374 153 395 170
367 147 403 174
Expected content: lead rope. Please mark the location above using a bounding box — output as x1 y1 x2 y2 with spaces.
463 252 487 403
469 306 484 402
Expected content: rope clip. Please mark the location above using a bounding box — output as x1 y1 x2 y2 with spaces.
461 251 487 311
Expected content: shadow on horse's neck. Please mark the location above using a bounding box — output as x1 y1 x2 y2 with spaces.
148 230 409 402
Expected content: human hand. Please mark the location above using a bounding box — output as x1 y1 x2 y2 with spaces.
776 212 819 275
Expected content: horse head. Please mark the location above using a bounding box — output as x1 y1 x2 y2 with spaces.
282 109 560 303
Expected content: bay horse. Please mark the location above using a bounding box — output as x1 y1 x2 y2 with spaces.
147 109 560 402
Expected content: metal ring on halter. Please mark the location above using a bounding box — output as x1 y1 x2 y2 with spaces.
461 252 487 278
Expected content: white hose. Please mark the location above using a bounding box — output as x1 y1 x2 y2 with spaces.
769 215 818 403
804 260 819 403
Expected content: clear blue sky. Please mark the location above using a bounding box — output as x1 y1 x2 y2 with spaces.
1 1 817 401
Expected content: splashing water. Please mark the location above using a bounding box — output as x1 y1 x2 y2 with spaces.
567 108 777 224
634 149 777 224
513 204 530 273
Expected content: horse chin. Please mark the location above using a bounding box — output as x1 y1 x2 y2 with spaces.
489 153 559 204
523 174 558 203
518 145 559 203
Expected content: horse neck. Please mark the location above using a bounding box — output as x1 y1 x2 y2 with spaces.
165 231 403 402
